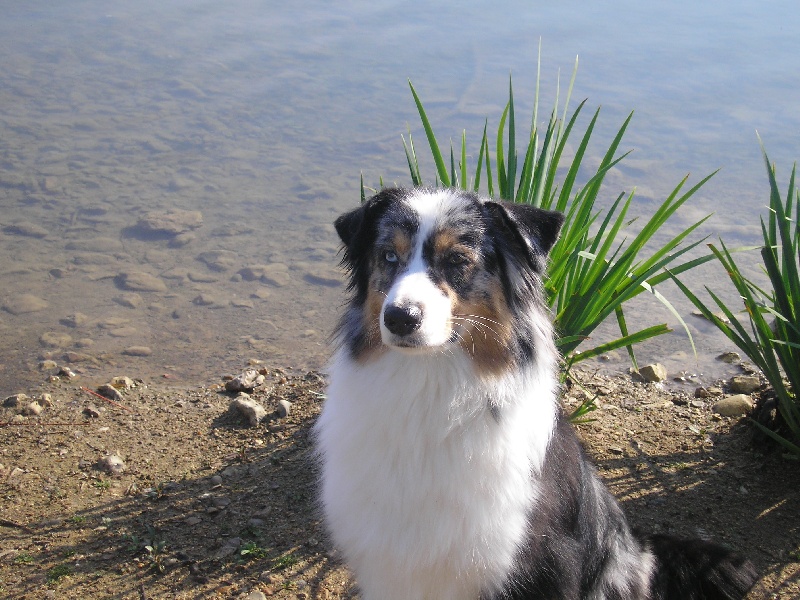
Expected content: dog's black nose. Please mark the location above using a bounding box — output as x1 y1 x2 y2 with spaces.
383 304 423 336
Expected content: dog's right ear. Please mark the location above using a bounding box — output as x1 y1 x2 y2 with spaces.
334 206 366 249
334 187 404 249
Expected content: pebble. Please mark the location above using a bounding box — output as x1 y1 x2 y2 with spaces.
637 363 667 383
246 591 267 600
39 359 58 370
728 375 761 394
99 454 125 476
711 394 753 417
23 401 43 416
116 271 167 292
277 399 292 418
213 537 241 560
83 405 101 418
97 384 124 403
230 394 267 426
694 386 723 398
122 346 153 357
4 393 28 407
2 293 49 315
225 370 261 393
212 496 232 509
209 475 223 486
110 376 135 390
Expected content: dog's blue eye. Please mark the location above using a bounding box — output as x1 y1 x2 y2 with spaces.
384 251 398 263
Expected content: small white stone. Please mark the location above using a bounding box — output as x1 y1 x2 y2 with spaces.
230 395 267 426
277 399 293 418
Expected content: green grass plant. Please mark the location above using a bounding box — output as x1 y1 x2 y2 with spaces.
378 48 714 370
672 145 800 456
46 564 72 583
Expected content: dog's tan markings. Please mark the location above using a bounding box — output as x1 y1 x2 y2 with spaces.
391 230 411 259
355 273 388 363
452 279 515 375
433 228 460 256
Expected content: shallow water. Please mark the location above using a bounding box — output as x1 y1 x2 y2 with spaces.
0 1 797 396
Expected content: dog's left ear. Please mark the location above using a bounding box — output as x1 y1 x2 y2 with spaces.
486 201 565 263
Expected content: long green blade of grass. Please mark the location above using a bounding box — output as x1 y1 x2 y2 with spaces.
409 80 450 187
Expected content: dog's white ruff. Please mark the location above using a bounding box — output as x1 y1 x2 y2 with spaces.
316 344 559 600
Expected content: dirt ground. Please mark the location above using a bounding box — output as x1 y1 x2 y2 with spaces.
0 364 798 600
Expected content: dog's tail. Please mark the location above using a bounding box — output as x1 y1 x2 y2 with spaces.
644 533 758 600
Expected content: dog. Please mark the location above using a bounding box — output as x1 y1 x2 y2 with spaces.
314 187 758 599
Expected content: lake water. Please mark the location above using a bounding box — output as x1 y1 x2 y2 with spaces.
1 1 798 396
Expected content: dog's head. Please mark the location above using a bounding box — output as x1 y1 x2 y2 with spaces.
334 187 563 374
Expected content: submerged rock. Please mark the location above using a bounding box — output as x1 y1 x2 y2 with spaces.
3 221 48 238
39 332 73 348
137 209 203 235
60 312 89 328
65 237 124 253
116 271 167 292
113 292 144 309
197 250 237 272
122 346 153 357
3 294 49 315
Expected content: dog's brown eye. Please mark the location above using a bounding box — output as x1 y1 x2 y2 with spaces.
444 252 469 267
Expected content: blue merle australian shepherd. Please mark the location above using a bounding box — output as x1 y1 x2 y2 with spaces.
314 187 758 600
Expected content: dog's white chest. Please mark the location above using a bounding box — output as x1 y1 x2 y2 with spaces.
316 350 557 600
